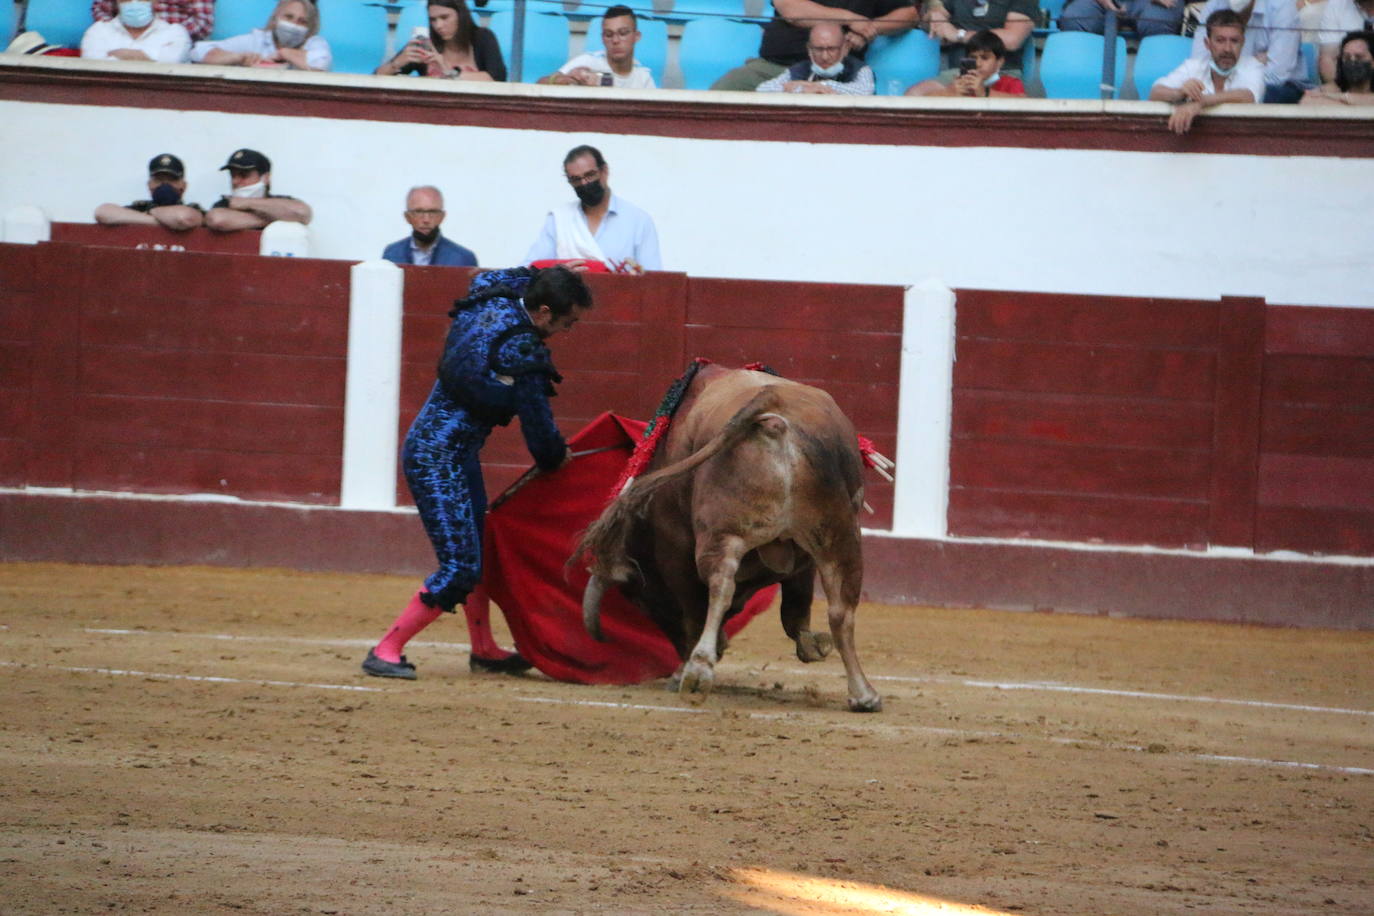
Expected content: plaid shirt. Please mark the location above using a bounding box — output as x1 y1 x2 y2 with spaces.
91 0 215 40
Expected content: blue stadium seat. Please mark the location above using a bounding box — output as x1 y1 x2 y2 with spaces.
1038 30 1126 98
487 9 570 81
678 17 761 89
1040 0 1066 29
1132 33 1192 100
582 15 669 84
865 28 940 95
2 0 15 46
209 0 277 40
470 0 517 27
22 0 93 49
1300 41 1317 84
658 0 750 25
320 2 391 72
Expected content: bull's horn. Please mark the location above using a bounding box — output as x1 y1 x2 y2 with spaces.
582 575 608 642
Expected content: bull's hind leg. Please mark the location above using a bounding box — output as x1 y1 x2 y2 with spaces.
678 535 746 703
779 569 833 663
816 552 881 713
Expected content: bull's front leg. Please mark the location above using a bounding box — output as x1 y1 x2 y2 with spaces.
679 535 746 703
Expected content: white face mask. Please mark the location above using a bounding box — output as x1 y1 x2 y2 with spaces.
231 180 268 199
1209 59 1237 77
274 20 309 48
811 59 844 78
118 0 154 28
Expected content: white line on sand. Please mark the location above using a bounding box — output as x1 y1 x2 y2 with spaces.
0 660 382 692
83 628 471 651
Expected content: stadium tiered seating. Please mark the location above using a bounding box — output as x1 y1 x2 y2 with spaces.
865 29 940 95
209 0 277 39
1038 30 1126 98
1300 41 1318 84
487 10 572 80
2 1 15 46
657 0 753 24
1131 33 1191 99
322 2 391 73
583 15 670 84
678 16 760 88
21 0 91 48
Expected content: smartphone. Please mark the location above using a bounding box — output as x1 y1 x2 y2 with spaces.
958 56 976 75
411 25 431 46
599 72 614 86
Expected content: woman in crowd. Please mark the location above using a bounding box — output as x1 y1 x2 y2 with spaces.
190 0 332 71
1302 30 1374 105
80 0 191 62
374 0 506 81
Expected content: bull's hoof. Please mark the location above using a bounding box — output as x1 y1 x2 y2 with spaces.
677 661 715 703
794 630 834 663
848 692 883 713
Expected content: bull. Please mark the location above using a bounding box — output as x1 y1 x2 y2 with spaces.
576 365 882 712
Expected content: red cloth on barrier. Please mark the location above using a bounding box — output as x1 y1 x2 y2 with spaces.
481 411 777 685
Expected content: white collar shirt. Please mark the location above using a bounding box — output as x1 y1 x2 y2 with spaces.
189 28 333 70
1316 0 1374 46
80 17 191 63
1189 0 1304 85
1153 53 1268 102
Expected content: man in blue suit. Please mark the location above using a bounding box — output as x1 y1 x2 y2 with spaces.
381 186 478 266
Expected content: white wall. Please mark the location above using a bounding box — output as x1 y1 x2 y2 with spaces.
3 94 1372 307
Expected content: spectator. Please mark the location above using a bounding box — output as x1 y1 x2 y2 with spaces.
93 153 204 231
925 0 1036 75
190 0 331 71
757 21 876 93
538 5 655 88
1059 0 1184 39
1302 29 1374 101
91 0 212 42
711 0 918 91
905 28 1027 94
525 145 661 274
1316 0 1374 81
1149 9 1264 134
204 148 312 232
382 186 479 266
80 0 191 62
1298 0 1328 42
1188 0 1305 102
374 0 505 81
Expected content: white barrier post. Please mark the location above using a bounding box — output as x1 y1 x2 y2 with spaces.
2 205 51 244
340 260 404 510
889 278 956 539
259 220 311 257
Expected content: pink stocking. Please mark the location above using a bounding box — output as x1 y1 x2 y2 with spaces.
463 585 514 660
374 589 443 663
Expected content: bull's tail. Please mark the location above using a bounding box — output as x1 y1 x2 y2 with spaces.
576 386 784 585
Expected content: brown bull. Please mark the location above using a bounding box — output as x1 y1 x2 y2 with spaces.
577 365 882 712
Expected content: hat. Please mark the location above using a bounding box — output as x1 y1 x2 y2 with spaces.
219 148 272 173
5 31 59 55
148 153 185 179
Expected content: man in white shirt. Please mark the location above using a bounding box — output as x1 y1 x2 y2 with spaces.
1316 0 1374 80
1150 9 1265 133
524 145 662 274
538 5 655 88
1188 0 1306 101
757 21 876 94
80 0 191 62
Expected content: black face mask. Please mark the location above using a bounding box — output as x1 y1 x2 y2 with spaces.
412 227 441 245
150 182 182 206
1342 58 1373 87
574 180 606 207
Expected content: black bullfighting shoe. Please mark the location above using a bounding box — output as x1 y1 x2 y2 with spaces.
469 652 534 674
362 649 417 680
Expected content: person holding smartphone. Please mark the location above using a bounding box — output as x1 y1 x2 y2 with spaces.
538 5 655 88
374 0 505 80
905 29 1027 95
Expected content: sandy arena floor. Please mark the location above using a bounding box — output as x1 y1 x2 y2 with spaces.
0 562 1370 915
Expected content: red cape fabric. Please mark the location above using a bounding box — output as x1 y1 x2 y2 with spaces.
481 411 777 685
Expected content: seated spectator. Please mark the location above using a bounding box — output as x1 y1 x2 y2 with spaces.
91 0 213 42
374 0 505 81
905 28 1027 95
1302 29 1374 102
94 153 204 231
1316 0 1374 81
204 148 312 232
711 0 918 92
1059 0 1185 39
80 0 191 62
190 0 331 71
538 6 655 88
757 21 876 94
1189 0 1305 102
1149 9 1264 134
382 186 478 265
925 0 1036 75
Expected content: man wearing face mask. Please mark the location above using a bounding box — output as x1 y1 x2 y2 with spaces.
90 0 214 42
190 0 332 71
94 153 205 231
756 22 876 94
1187 0 1305 102
524 145 661 275
80 0 191 62
204 148 313 233
1150 9 1265 134
381 186 478 266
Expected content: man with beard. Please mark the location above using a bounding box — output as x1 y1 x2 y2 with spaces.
524 145 662 274
1149 9 1264 134
382 186 478 266
756 21 876 94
